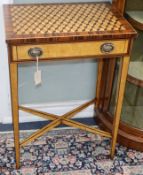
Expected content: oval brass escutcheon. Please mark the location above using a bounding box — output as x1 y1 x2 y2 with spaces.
28 47 43 57
100 43 114 53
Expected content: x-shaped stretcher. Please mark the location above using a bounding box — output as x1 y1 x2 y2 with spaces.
19 98 111 147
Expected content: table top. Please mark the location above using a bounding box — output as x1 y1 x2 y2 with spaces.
3 2 137 44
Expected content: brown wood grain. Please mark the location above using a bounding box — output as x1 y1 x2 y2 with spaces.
62 118 112 138
103 59 116 112
9 63 20 169
19 106 58 120
20 119 61 147
112 0 126 14
98 59 109 110
96 111 143 151
3 2 136 45
4 1 137 169
127 74 143 88
15 40 129 61
96 59 104 108
111 56 130 158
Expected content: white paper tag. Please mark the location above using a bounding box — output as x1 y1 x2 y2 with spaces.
34 70 42 86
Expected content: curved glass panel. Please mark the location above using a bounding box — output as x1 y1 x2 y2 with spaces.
121 30 143 129
109 30 143 130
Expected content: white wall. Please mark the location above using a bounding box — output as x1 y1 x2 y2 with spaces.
0 0 13 123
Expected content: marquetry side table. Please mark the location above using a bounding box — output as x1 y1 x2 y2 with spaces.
3 2 136 169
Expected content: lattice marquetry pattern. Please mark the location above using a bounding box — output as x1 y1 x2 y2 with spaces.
10 3 126 35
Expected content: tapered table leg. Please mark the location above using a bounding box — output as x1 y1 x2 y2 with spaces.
96 59 109 110
111 56 130 158
10 63 20 169
103 59 116 112
96 60 104 108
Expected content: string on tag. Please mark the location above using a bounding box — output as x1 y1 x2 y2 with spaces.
36 56 39 72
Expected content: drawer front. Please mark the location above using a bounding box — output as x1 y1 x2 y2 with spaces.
13 40 129 61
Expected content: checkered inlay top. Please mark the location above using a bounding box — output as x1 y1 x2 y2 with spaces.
10 3 126 35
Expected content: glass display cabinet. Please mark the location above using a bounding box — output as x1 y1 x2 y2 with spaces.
97 0 143 151
122 0 143 150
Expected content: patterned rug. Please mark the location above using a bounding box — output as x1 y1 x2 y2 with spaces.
0 128 143 175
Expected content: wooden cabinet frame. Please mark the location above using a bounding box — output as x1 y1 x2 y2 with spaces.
3 2 136 169
97 0 143 152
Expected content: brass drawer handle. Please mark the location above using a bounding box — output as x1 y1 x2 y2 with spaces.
28 47 43 57
100 43 114 53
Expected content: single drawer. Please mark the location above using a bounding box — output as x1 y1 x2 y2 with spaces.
13 40 129 61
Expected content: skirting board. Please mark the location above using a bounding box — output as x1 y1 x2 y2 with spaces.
2 100 95 124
